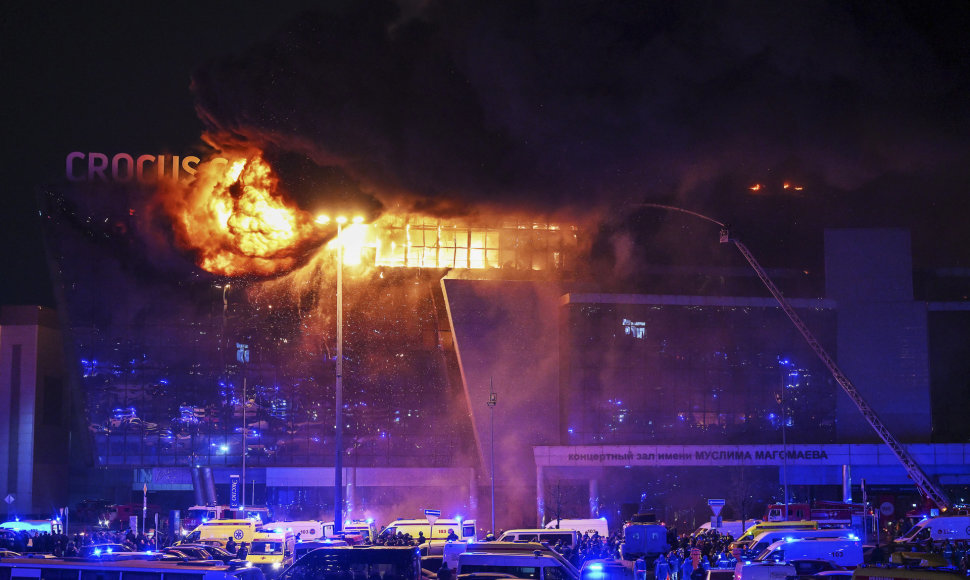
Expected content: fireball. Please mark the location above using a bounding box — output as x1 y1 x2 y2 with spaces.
165 153 326 277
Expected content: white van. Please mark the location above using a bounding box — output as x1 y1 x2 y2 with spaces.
247 529 296 577
419 540 470 570
458 550 574 580
894 515 970 546
545 518 609 537
463 541 580 580
746 528 858 558
758 537 863 568
183 519 259 547
0 520 60 535
271 520 333 541
499 529 581 549
733 560 796 580
344 519 378 542
692 520 753 539
379 518 477 542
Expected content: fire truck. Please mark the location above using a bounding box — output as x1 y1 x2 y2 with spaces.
714 224 952 512
642 206 954 514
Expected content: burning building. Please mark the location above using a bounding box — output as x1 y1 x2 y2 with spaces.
36 157 970 531
17 1 970 530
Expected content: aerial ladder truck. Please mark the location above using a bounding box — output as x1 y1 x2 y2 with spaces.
643 203 952 511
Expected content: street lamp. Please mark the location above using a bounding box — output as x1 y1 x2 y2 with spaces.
317 214 351 532
486 380 497 535
777 358 792 520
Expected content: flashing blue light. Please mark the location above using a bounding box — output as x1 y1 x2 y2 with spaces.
456 516 462 523
588 563 604 571
94 548 102 556
848 534 859 541
784 537 794 543
366 518 374 524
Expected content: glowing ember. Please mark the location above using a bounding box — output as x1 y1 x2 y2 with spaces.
749 183 762 192
164 153 325 277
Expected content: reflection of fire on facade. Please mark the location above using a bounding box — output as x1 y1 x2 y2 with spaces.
41 174 590 521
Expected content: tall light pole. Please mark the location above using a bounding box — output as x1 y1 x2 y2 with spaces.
317 214 364 531
486 379 497 535
777 359 791 520
334 216 345 532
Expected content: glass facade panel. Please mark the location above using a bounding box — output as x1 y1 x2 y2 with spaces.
561 302 837 445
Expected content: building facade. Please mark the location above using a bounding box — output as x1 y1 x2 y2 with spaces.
35 193 970 531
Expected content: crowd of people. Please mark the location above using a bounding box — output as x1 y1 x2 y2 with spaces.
3 519 970 576
0 528 168 557
370 528 462 546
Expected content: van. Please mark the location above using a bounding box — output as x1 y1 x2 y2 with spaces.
745 528 859 558
620 524 669 562
277 546 422 580
544 518 610 538
271 521 334 541
458 550 573 580
419 540 469 570
343 520 378 542
736 521 819 544
733 560 797 580
758 537 863 568
692 520 754 539
183 519 259 547
462 541 580 580
893 515 970 546
499 529 580 549
379 518 477 542
0 520 60 535
293 538 349 560
247 529 296 577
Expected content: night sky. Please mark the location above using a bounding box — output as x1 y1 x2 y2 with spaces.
4 0 970 305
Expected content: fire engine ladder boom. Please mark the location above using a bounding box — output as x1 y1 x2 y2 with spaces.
720 228 951 510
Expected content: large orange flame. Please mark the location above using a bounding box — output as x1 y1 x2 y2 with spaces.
165 153 325 277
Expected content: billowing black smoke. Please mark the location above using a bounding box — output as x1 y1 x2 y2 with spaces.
189 0 970 272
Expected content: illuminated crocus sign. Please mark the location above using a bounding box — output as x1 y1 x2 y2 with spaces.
65 152 228 183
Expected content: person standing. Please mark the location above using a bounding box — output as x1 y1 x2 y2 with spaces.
652 554 668 580
437 560 453 580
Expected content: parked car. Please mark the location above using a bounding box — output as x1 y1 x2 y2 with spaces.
79 544 132 558
177 543 237 563
161 546 216 561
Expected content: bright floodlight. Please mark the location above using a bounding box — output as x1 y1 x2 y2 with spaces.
352 216 364 224
336 216 348 224
316 215 330 224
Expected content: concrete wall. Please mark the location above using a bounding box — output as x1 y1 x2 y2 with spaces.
824 229 932 442
0 305 69 517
